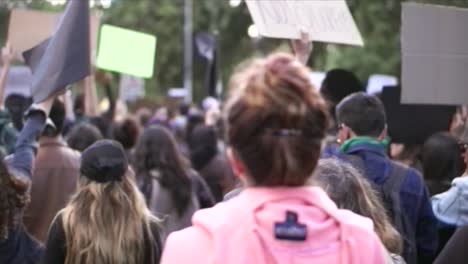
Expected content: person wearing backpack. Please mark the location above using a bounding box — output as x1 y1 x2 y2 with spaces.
335 92 438 264
161 53 386 264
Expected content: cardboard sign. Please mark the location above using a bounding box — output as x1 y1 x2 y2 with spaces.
367 74 398 95
402 3 468 105
96 25 157 78
382 86 456 144
245 0 364 46
119 75 145 102
8 9 100 62
0 66 32 99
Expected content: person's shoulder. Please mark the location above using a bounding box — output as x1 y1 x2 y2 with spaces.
161 224 214 263
391 160 426 191
336 209 375 233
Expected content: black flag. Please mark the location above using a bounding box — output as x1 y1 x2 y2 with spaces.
196 32 218 98
24 0 91 103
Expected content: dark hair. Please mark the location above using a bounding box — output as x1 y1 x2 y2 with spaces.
321 69 364 110
112 118 140 150
188 125 218 171
422 132 465 182
5 94 32 131
133 126 191 216
185 110 204 143
0 158 30 241
73 94 84 117
336 92 387 137
67 124 104 152
47 99 66 137
225 53 329 187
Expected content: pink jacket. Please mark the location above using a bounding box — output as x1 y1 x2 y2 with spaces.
161 187 386 264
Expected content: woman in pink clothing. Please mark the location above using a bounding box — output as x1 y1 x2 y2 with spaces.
161 52 387 264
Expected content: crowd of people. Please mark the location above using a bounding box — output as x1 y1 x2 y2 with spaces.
0 34 466 264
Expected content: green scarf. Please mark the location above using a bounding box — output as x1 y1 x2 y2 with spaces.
340 136 389 153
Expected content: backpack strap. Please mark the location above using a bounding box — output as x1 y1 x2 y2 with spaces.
340 154 366 176
383 162 407 231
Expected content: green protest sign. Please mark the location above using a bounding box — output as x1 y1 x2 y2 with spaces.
97 24 157 78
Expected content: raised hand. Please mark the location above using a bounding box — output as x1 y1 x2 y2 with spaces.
290 31 313 65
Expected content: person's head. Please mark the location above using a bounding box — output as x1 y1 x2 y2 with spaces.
336 92 387 144
188 124 218 171
133 126 191 216
321 69 364 116
62 140 159 264
0 158 29 241
44 98 65 137
225 53 329 187
4 94 32 131
314 158 402 254
422 133 465 182
112 117 140 151
135 107 151 128
66 124 103 152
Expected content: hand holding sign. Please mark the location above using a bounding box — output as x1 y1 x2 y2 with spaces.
246 0 364 46
290 31 312 64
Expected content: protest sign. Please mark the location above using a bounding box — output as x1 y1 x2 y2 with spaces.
8 9 100 62
245 0 363 46
119 75 145 102
96 25 157 78
366 74 398 95
402 3 468 105
0 66 32 99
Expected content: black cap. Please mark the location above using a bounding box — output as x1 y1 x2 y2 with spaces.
80 140 128 183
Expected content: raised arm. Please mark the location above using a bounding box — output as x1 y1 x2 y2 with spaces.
290 32 313 65
7 97 54 180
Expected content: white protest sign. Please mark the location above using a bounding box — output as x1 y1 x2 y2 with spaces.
0 66 32 99
309 72 326 90
119 75 145 102
402 3 468 105
245 0 364 46
366 74 398 95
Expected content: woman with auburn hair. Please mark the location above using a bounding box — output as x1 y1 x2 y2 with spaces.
314 158 404 263
161 52 387 264
41 140 162 264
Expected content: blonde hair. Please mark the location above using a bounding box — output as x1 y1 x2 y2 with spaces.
61 172 159 264
313 158 403 254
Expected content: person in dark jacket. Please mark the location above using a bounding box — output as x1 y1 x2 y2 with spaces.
0 96 55 264
434 226 468 264
189 124 237 202
335 92 438 264
41 140 162 264
133 125 215 242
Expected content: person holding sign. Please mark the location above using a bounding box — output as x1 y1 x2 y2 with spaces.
161 53 386 264
0 93 56 264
